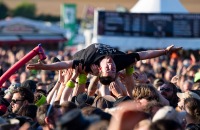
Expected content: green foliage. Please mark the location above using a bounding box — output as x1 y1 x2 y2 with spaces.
36 14 60 22
0 2 9 19
12 2 36 19
0 1 60 22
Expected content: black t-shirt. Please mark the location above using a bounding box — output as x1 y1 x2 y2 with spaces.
73 43 140 73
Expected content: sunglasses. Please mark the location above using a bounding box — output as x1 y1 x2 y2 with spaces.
160 88 172 92
11 99 24 104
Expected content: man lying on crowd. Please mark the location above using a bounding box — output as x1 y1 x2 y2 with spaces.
27 43 181 85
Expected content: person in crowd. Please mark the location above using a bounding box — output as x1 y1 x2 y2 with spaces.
149 119 183 130
184 98 200 128
59 101 77 114
20 104 40 129
0 96 10 116
4 74 21 103
192 82 200 90
152 106 186 129
81 106 111 121
107 101 150 130
177 91 200 111
181 80 193 92
56 109 97 130
153 78 165 89
35 82 47 96
36 104 61 130
132 84 160 109
27 43 181 85
164 67 176 82
143 100 164 118
9 74 20 85
3 43 200 130
21 79 37 93
158 82 179 108
5 87 34 118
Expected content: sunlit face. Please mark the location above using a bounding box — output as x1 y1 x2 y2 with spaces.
158 84 173 100
182 82 192 92
99 56 116 78
11 93 24 113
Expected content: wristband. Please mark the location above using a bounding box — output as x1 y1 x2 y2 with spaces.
71 79 77 84
66 80 75 88
126 66 134 75
35 94 46 107
78 74 87 85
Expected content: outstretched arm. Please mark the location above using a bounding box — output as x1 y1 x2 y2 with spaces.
137 45 182 60
26 60 74 70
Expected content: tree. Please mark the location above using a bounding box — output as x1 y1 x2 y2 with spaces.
12 2 36 19
36 14 60 22
0 2 9 19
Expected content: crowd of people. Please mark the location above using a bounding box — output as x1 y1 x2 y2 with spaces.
0 43 199 130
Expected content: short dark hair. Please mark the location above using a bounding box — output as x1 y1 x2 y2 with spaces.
81 106 111 121
36 104 55 126
60 101 77 114
184 97 200 122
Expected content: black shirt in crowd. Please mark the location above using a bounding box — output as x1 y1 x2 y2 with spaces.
72 43 140 73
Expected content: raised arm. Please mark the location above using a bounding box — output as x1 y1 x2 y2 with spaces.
87 75 99 96
55 69 73 102
137 45 182 60
60 67 79 104
26 60 74 71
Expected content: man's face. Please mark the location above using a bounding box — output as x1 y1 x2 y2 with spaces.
164 70 174 82
99 56 116 78
182 82 192 92
158 84 173 100
11 93 24 113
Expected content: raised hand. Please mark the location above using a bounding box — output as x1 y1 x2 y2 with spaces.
58 70 65 84
90 64 99 76
78 63 87 74
63 69 73 84
109 81 123 98
72 65 79 79
133 71 148 83
26 60 45 70
118 72 127 84
165 45 182 55
171 75 180 84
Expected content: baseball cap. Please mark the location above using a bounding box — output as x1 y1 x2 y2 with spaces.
9 74 19 82
177 91 200 100
21 80 37 93
152 106 186 124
